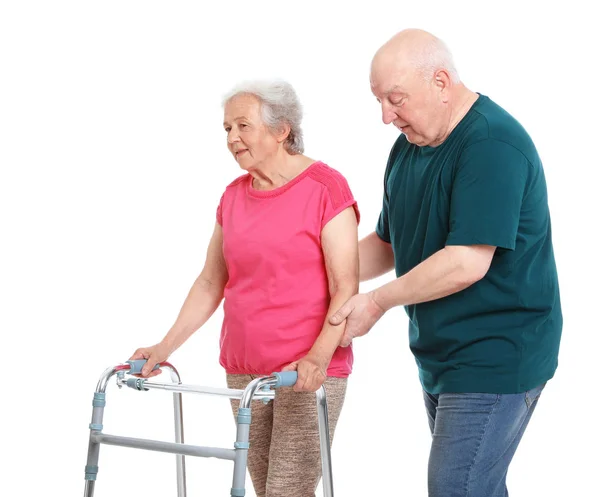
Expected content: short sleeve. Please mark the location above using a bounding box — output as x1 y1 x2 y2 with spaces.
446 139 528 250
322 176 360 229
375 139 400 244
216 192 225 226
310 166 360 229
375 192 390 243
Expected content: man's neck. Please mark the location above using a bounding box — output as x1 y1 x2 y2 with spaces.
446 88 479 138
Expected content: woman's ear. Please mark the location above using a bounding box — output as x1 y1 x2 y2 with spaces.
275 123 291 144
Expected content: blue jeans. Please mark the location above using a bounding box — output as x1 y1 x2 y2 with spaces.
424 383 545 497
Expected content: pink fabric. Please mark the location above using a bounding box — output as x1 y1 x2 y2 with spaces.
216 161 359 377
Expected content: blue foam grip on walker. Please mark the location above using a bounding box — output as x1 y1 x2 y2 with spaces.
125 359 160 375
272 371 298 388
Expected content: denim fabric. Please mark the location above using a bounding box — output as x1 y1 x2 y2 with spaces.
423 383 545 497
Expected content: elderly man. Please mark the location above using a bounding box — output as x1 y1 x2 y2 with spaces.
330 29 562 496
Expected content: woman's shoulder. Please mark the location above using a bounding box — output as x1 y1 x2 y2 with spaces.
222 173 250 192
306 161 359 225
306 161 353 192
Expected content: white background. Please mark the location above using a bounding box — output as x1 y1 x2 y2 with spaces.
1 1 598 496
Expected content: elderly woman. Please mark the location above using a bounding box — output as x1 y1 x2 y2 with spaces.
130 80 359 497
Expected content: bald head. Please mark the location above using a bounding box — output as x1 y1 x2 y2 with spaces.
372 29 459 84
369 29 475 147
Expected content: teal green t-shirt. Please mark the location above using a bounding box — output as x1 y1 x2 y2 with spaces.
377 94 562 394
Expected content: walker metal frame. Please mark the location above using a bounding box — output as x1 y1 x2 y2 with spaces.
82 360 335 496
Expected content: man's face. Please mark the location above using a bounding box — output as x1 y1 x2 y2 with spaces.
370 62 449 147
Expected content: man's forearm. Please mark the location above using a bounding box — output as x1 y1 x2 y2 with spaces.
359 232 395 281
370 246 489 311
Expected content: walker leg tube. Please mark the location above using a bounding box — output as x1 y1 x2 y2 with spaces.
173 391 187 497
83 480 95 497
83 392 107 497
231 408 251 497
316 387 334 497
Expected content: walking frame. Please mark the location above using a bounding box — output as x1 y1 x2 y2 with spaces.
82 360 335 496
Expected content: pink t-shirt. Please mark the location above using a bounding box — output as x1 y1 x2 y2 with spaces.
216 161 360 377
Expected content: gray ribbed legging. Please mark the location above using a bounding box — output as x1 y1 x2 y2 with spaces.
227 374 347 497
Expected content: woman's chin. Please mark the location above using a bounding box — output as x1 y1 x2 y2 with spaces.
235 157 254 171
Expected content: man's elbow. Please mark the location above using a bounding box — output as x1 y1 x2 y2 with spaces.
460 263 489 286
449 245 495 287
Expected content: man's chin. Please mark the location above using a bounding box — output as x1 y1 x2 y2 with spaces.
403 131 428 146
398 126 413 139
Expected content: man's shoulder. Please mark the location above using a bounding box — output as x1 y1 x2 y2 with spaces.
463 95 539 163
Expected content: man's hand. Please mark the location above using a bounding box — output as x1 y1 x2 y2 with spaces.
329 292 386 347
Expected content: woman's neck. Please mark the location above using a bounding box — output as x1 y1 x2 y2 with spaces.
250 153 315 190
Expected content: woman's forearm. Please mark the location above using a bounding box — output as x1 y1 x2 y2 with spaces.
161 275 225 353
308 284 358 366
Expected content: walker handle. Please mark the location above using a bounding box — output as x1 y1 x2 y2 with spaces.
271 371 298 388
125 359 160 375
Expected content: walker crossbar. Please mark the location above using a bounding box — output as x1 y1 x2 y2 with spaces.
116 375 277 402
90 432 237 460
82 361 335 497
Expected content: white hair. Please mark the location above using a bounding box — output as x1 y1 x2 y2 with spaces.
413 36 461 84
222 79 304 154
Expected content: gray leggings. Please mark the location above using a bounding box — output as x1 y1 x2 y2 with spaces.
227 374 347 497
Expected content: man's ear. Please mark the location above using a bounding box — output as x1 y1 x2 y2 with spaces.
434 69 452 102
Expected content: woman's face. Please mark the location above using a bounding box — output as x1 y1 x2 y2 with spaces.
223 94 281 171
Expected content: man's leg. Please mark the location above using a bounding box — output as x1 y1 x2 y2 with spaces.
426 383 545 497
423 390 438 434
